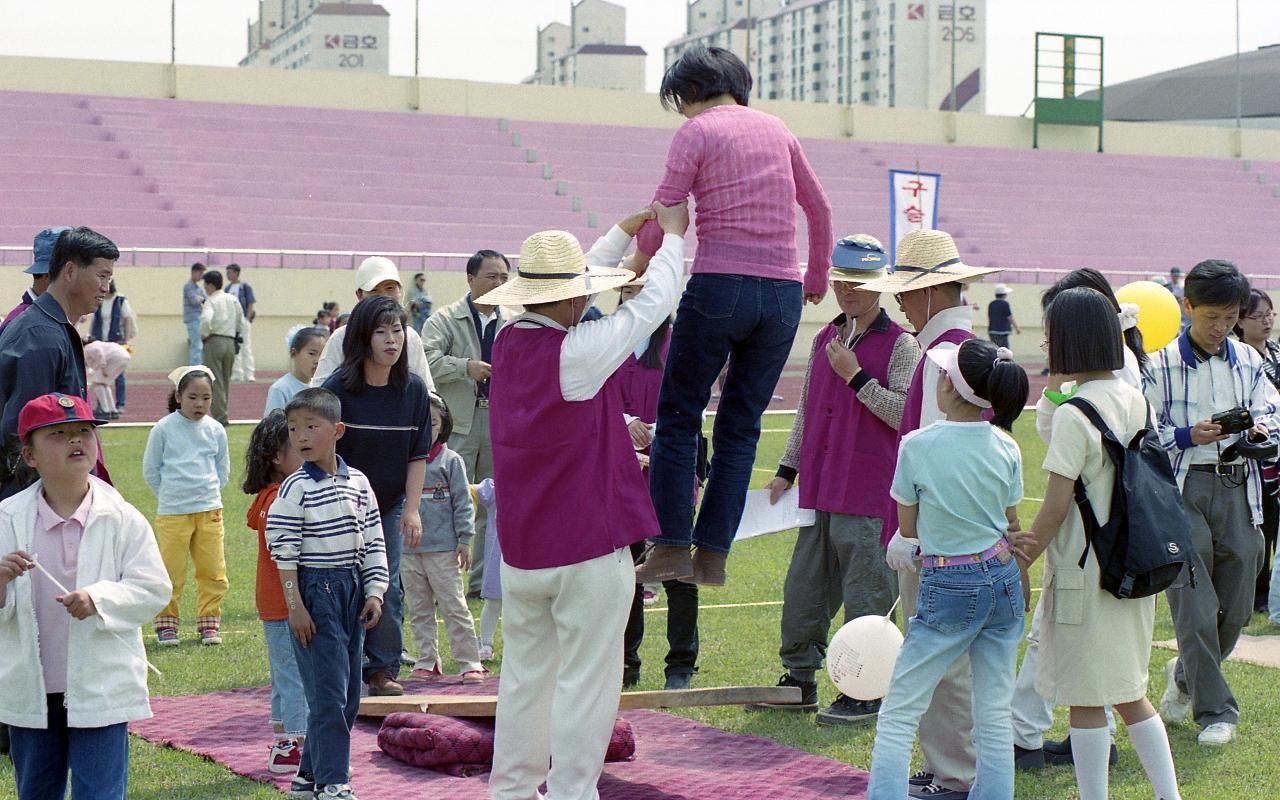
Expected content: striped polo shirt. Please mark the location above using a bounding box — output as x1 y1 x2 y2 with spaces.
265 456 389 599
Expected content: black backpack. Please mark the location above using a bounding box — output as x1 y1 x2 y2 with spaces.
1064 397 1194 599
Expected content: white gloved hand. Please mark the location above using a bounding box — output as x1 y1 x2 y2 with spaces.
885 531 920 573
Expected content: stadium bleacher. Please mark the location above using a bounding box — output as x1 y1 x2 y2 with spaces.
3 88 1279 278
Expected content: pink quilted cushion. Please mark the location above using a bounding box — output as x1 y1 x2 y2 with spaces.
377 713 636 776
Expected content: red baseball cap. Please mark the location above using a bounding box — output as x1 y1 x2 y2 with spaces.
17 393 104 440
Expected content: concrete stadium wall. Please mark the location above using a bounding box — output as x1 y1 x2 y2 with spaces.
3 54 1277 371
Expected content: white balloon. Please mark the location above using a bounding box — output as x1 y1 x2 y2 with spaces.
826 614 904 701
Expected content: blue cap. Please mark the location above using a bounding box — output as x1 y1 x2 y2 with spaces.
25 227 70 275
831 235 887 270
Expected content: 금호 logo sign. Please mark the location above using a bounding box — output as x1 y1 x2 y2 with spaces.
325 34 379 50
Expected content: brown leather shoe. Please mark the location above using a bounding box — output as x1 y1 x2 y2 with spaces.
691 548 727 586
367 671 404 697
633 544 694 583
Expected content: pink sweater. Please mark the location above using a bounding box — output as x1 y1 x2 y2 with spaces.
636 104 833 297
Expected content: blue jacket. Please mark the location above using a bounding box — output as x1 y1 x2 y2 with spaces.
0 292 88 484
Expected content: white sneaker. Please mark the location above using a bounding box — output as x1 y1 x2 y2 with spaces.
1159 657 1191 724
1197 721 1236 746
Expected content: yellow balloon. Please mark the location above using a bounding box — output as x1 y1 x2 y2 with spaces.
1115 280 1183 353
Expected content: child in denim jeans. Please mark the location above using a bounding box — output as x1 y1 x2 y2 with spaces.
244 410 308 775
870 339 1029 800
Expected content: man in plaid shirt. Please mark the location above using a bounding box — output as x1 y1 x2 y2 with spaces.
1144 259 1280 748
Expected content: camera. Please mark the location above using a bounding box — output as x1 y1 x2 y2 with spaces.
1212 407 1253 436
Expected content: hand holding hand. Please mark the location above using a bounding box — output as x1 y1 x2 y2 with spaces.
361 596 384 630
0 550 33 589
766 476 792 506
466 360 492 382
805 291 826 306
825 339 860 382
885 531 919 573
619 206 657 237
57 589 97 620
457 543 472 572
1191 419 1228 446
653 201 690 236
628 418 654 449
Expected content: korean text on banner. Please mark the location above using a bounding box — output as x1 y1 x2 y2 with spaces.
888 169 941 262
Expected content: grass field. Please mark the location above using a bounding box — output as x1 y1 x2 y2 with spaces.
2 413 1279 798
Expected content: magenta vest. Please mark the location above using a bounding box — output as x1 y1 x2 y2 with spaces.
615 338 668 425
489 323 659 569
798 316 904 519
881 326 975 545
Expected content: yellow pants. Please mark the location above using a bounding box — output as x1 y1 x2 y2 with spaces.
153 509 228 631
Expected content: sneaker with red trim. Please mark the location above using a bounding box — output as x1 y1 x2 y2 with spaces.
156 629 179 647
200 628 223 646
462 668 488 684
269 739 302 774
411 666 442 681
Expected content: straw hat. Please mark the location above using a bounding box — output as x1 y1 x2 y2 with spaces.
857 229 1001 294
829 234 888 284
474 230 634 307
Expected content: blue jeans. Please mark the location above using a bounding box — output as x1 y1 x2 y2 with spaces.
362 497 404 681
869 555 1024 800
185 318 202 365
293 566 364 786
9 693 129 800
264 618 309 737
649 274 801 554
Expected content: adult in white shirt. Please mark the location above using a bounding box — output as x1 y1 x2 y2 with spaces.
311 257 435 391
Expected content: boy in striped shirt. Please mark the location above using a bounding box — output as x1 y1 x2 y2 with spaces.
267 388 388 800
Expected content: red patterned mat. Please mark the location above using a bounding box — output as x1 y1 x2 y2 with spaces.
130 680 868 799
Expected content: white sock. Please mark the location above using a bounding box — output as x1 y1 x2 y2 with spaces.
1070 726 1112 800
1127 715 1182 800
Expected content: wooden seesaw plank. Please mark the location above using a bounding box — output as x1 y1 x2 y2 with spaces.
358 685 802 719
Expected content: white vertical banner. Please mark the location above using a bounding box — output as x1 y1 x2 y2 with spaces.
888 169 942 262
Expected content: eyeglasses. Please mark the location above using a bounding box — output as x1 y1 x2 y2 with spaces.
1245 311 1276 322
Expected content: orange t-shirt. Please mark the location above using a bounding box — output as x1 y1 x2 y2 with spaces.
250 484 288 621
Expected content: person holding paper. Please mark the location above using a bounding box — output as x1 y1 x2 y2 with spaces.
747 235 920 725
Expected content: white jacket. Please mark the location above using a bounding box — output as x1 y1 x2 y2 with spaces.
0 477 171 729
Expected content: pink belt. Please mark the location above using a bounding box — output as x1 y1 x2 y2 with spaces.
919 538 1011 569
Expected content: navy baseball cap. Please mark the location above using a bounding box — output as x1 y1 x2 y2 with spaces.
25 227 70 275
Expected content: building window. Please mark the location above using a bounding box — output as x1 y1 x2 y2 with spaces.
862 92 871 101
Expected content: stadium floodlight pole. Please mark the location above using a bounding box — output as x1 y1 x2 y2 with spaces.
948 11 957 112
414 0 420 78
1235 0 1242 130
170 0 176 65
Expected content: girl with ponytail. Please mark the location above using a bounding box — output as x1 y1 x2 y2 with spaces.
869 337 1029 799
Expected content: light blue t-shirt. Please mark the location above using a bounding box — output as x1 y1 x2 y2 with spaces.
142 411 230 516
890 420 1023 557
264 373 309 416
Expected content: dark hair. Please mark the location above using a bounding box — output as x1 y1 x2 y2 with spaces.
1041 268 1147 370
1185 259 1250 309
413 272 425 280
284 387 342 424
337 295 409 393
335 313 350 328
639 316 671 370
202 270 223 290
226 263 241 275
1232 288 1274 338
428 391 452 446
466 249 510 277
108 279 117 295
1045 288 1125 375
289 326 328 354
242 410 290 494
191 262 205 272
47 227 119 282
659 45 752 112
323 301 339 313
954 338 1029 432
168 369 213 413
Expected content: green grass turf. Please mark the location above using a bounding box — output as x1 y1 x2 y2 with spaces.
3 413 1279 798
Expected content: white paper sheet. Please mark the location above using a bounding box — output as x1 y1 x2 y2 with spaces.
733 488 817 542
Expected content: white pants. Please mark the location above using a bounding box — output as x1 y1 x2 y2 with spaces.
490 547 633 800
233 321 254 381
1011 594 1116 749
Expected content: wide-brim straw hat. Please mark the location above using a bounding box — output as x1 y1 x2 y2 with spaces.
857 229 1001 294
474 230 634 307
829 234 889 285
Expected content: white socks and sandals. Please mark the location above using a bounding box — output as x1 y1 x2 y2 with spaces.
1070 716 1181 800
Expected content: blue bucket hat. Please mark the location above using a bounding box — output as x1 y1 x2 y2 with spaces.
25 227 70 275
829 234 888 284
